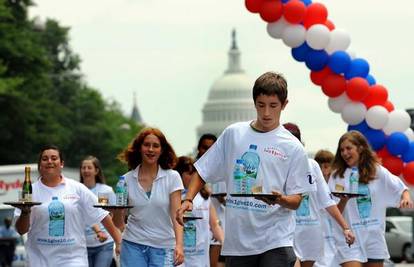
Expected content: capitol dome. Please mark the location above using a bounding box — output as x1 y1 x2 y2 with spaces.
197 30 256 138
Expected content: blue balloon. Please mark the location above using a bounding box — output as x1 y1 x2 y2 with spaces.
305 50 329 71
402 142 414 163
363 128 386 151
386 132 410 156
292 42 310 62
348 120 369 134
366 74 376 85
328 51 351 74
282 0 290 3
344 58 370 80
301 0 312 6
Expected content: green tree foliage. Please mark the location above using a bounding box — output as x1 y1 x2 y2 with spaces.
0 0 141 185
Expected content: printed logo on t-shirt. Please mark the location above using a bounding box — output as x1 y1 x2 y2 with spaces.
308 174 314 184
263 147 288 160
63 194 80 201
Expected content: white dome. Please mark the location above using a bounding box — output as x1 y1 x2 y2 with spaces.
197 30 256 139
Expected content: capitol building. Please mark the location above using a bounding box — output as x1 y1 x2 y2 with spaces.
196 30 256 138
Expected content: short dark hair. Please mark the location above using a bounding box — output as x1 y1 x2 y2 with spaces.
314 150 334 165
37 144 64 171
197 133 217 150
253 72 288 104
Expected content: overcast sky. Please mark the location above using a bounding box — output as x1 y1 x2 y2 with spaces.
30 0 414 156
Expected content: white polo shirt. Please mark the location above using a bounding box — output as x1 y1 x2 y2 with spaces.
14 176 108 267
195 121 315 256
85 183 116 247
122 165 184 249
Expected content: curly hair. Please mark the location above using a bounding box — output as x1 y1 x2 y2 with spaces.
119 127 177 170
332 131 379 184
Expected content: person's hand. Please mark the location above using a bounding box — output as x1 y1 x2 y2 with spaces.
399 198 414 209
254 190 282 205
343 229 355 247
115 242 121 256
96 231 108 242
173 244 184 266
176 200 193 226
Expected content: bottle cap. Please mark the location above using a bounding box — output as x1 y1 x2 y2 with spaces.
52 196 58 200
236 159 244 164
249 144 257 150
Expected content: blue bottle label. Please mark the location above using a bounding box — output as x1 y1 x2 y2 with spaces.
296 194 310 217
357 184 372 219
48 198 65 237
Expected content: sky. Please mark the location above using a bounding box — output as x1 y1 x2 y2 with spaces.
29 0 414 156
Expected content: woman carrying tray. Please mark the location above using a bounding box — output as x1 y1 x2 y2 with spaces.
115 127 184 267
328 131 413 267
14 145 122 267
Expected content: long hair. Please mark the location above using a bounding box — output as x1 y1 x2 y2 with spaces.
332 131 379 184
119 127 177 170
175 156 210 200
80 155 106 184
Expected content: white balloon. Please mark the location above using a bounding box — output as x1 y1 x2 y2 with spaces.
365 105 389 130
328 93 351 113
341 102 367 125
306 24 331 50
405 128 414 142
267 18 289 39
325 29 351 54
282 24 306 48
383 109 412 135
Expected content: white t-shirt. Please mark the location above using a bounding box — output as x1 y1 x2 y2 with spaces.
294 159 336 261
14 177 108 267
122 165 184 249
194 121 315 256
182 193 210 267
328 165 408 261
85 183 116 247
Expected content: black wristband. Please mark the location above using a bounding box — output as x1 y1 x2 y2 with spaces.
181 199 193 204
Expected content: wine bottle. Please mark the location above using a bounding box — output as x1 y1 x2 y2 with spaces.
22 166 32 202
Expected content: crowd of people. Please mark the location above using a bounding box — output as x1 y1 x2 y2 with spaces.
8 71 414 267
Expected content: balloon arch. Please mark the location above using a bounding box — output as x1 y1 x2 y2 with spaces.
244 0 414 185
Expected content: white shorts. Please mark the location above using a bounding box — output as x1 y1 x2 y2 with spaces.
294 225 323 261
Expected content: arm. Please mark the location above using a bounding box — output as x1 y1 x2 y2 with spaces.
325 205 355 245
15 206 32 235
111 209 127 232
209 203 224 244
176 171 205 225
101 215 122 255
170 190 184 266
336 197 350 213
255 192 303 210
92 224 108 242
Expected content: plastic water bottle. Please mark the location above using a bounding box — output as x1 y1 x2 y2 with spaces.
233 159 245 193
349 167 359 194
115 176 128 206
296 194 310 217
48 196 65 236
241 144 260 193
356 184 372 219
184 220 197 248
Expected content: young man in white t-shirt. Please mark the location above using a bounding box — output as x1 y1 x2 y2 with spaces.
177 72 316 267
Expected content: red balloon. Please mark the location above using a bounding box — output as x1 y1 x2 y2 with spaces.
346 77 370 101
283 0 306 24
245 0 265 13
363 84 388 108
403 162 414 186
259 0 283 23
310 67 333 86
324 19 335 31
321 74 346 97
376 147 391 159
303 3 328 29
383 100 395 112
382 155 404 176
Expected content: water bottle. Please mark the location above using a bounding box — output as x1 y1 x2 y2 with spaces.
115 176 128 206
296 194 310 217
349 167 359 194
241 144 260 193
183 220 197 248
356 184 372 219
233 159 245 193
48 196 65 236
